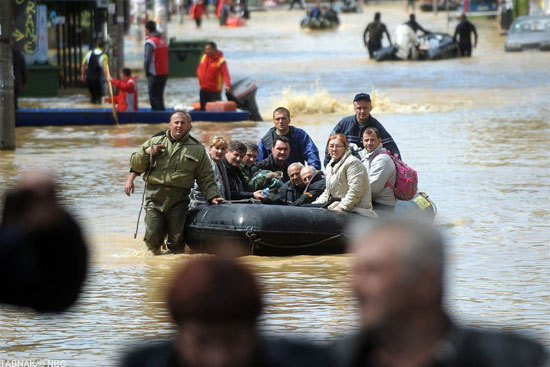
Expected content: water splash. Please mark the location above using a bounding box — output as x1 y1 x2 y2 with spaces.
267 83 456 117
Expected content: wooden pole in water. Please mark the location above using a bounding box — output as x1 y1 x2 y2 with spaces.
105 63 119 126
0 0 15 150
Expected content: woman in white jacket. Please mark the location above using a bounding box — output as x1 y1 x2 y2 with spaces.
313 134 376 218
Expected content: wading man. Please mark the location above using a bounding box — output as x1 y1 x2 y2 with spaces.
453 13 478 57
130 112 223 254
81 39 108 105
363 12 392 59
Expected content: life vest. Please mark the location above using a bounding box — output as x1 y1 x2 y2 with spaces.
111 76 139 112
196 51 231 93
145 35 169 76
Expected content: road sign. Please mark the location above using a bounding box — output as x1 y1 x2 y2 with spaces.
13 0 38 53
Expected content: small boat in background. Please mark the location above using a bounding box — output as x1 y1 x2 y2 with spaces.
15 108 249 127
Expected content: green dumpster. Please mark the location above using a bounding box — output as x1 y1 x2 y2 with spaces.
20 64 60 97
169 39 210 78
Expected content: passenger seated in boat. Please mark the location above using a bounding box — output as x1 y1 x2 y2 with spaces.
313 134 376 217
222 140 266 201
359 127 396 215
190 136 232 207
105 68 138 112
300 165 326 204
240 142 258 184
251 136 291 183
257 107 321 169
271 163 305 205
321 6 339 26
325 93 400 167
121 256 329 367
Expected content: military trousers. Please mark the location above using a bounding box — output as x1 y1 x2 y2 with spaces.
143 184 190 253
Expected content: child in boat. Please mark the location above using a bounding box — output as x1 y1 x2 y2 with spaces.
105 68 138 112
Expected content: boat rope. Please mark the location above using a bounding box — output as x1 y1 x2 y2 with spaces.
244 231 345 254
224 199 262 204
133 146 154 239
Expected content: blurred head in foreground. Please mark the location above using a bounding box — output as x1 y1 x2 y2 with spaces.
167 257 262 367
349 217 444 333
341 217 548 367
1 171 88 312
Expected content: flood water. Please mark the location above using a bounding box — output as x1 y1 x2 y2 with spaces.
1 3 549 365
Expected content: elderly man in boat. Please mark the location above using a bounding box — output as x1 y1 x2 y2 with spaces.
129 111 224 255
271 163 306 205
271 163 326 206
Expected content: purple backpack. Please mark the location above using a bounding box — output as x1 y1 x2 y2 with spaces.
383 150 418 201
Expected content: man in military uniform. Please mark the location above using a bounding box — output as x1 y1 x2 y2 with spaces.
130 112 224 254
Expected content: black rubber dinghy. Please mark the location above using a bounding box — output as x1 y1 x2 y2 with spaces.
374 32 459 61
185 193 436 256
185 204 351 256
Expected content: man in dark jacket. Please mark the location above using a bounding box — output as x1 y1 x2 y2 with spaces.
363 12 392 58
272 163 305 205
453 13 478 57
324 93 400 166
252 136 291 183
257 107 321 169
330 218 548 367
222 140 265 200
12 46 27 110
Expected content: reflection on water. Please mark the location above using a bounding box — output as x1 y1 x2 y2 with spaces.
2 3 549 365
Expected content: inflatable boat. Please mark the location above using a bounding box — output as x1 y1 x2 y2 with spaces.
184 193 436 256
374 32 459 61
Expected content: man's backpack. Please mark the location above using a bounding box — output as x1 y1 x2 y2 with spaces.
383 150 418 201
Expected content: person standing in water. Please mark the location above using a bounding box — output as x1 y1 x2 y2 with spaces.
453 13 478 57
363 12 392 58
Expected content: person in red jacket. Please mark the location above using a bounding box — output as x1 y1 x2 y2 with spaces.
196 42 232 110
105 68 139 112
191 0 209 28
144 20 169 111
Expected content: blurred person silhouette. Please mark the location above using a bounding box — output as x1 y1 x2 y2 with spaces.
330 217 548 366
120 256 327 367
363 12 392 58
12 45 28 110
0 172 88 312
453 13 478 57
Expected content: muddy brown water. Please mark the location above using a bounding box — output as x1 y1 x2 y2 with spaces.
1 4 549 365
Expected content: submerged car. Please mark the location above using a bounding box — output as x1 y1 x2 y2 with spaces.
505 15 550 51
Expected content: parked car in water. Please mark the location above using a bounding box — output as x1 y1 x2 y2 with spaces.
505 15 550 51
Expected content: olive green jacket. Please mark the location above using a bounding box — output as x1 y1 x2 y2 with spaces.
130 130 220 201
